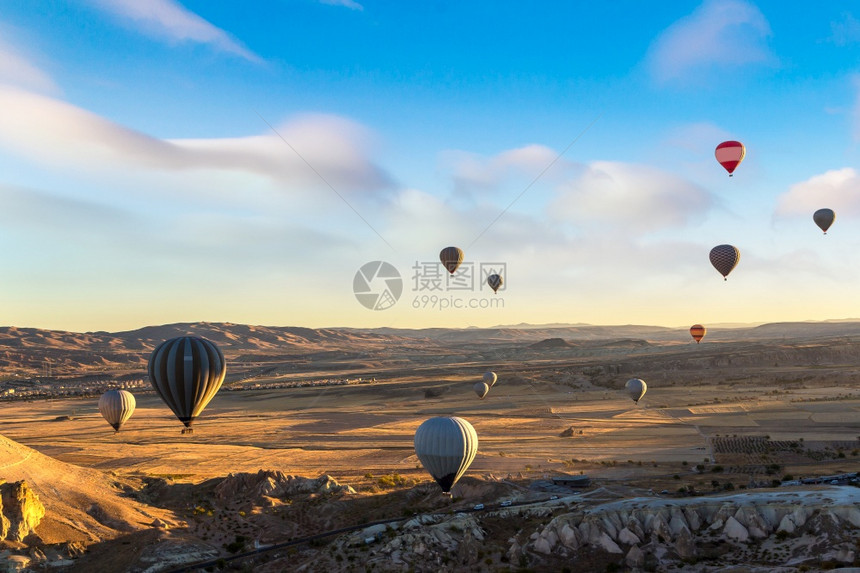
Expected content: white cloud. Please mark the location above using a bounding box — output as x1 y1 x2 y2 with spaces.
87 0 261 62
854 76 860 140
831 12 860 46
662 122 733 155
442 144 573 199
647 0 773 84
319 0 364 10
0 86 392 195
775 168 860 217
0 35 57 94
549 161 713 233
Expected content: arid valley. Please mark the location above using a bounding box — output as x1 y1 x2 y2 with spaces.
0 321 858 572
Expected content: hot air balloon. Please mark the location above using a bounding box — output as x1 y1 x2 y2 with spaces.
709 244 740 281
690 324 706 344
414 416 478 494
487 274 503 293
813 208 835 235
483 371 497 387
625 378 647 404
98 389 135 432
474 382 490 399
148 336 226 434
715 141 745 176
440 246 464 275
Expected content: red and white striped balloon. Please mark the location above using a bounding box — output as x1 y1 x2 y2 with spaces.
715 141 745 176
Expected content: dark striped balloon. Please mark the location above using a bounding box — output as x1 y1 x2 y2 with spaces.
98 389 136 432
487 273 503 293
709 244 740 281
439 246 464 275
148 336 226 431
813 208 835 235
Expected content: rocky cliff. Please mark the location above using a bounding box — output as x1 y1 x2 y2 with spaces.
0 480 44 542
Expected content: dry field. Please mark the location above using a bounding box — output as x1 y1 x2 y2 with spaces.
2 366 858 493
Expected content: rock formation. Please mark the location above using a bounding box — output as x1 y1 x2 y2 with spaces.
0 480 44 542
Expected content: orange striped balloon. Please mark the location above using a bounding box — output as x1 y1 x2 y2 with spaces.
690 324 706 344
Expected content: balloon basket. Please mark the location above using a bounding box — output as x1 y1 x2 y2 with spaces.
181 428 194 435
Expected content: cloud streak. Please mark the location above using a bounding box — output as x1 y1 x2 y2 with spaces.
0 36 57 94
319 0 364 10
0 86 393 195
87 0 261 62
775 168 860 217
550 161 714 233
647 0 773 84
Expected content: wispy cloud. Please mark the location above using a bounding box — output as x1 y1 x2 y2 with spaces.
319 0 364 11
0 86 392 195
87 0 261 62
646 0 773 84
0 35 57 94
830 12 860 46
442 144 574 200
549 161 714 233
775 168 860 217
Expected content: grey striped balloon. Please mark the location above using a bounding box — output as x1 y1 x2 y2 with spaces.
98 389 136 432
414 416 478 494
709 244 740 281
148 336 226 430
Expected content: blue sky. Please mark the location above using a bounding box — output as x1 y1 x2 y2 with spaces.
2 0 860 332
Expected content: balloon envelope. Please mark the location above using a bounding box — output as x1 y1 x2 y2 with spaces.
483 371 497 387
439 246 464 275
487 274 503 293
148 336 226 429
98 389 136 432
474 382 490 399
625 378 647 403
690 324 706 344
414 416 478 494
813 208 835 234
715 141 745 176
709 244 740 280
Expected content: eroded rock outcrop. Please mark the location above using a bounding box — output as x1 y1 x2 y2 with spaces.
0 480 45 542
213 470 356 502
518 488 860 570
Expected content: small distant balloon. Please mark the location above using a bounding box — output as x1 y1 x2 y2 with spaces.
690 324 706 344
483 371 497 387
439 246 464 274
487 274 503 293
625 378 647 404
414 416 478 494
473 382 490 399
813 208 835 235
709 244 740 281
715 141 745 176
98 389 135 432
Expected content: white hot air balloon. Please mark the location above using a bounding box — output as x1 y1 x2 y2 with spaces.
98 389 136 432
414 416 478 494
625 378 647 404
483 371 497 387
